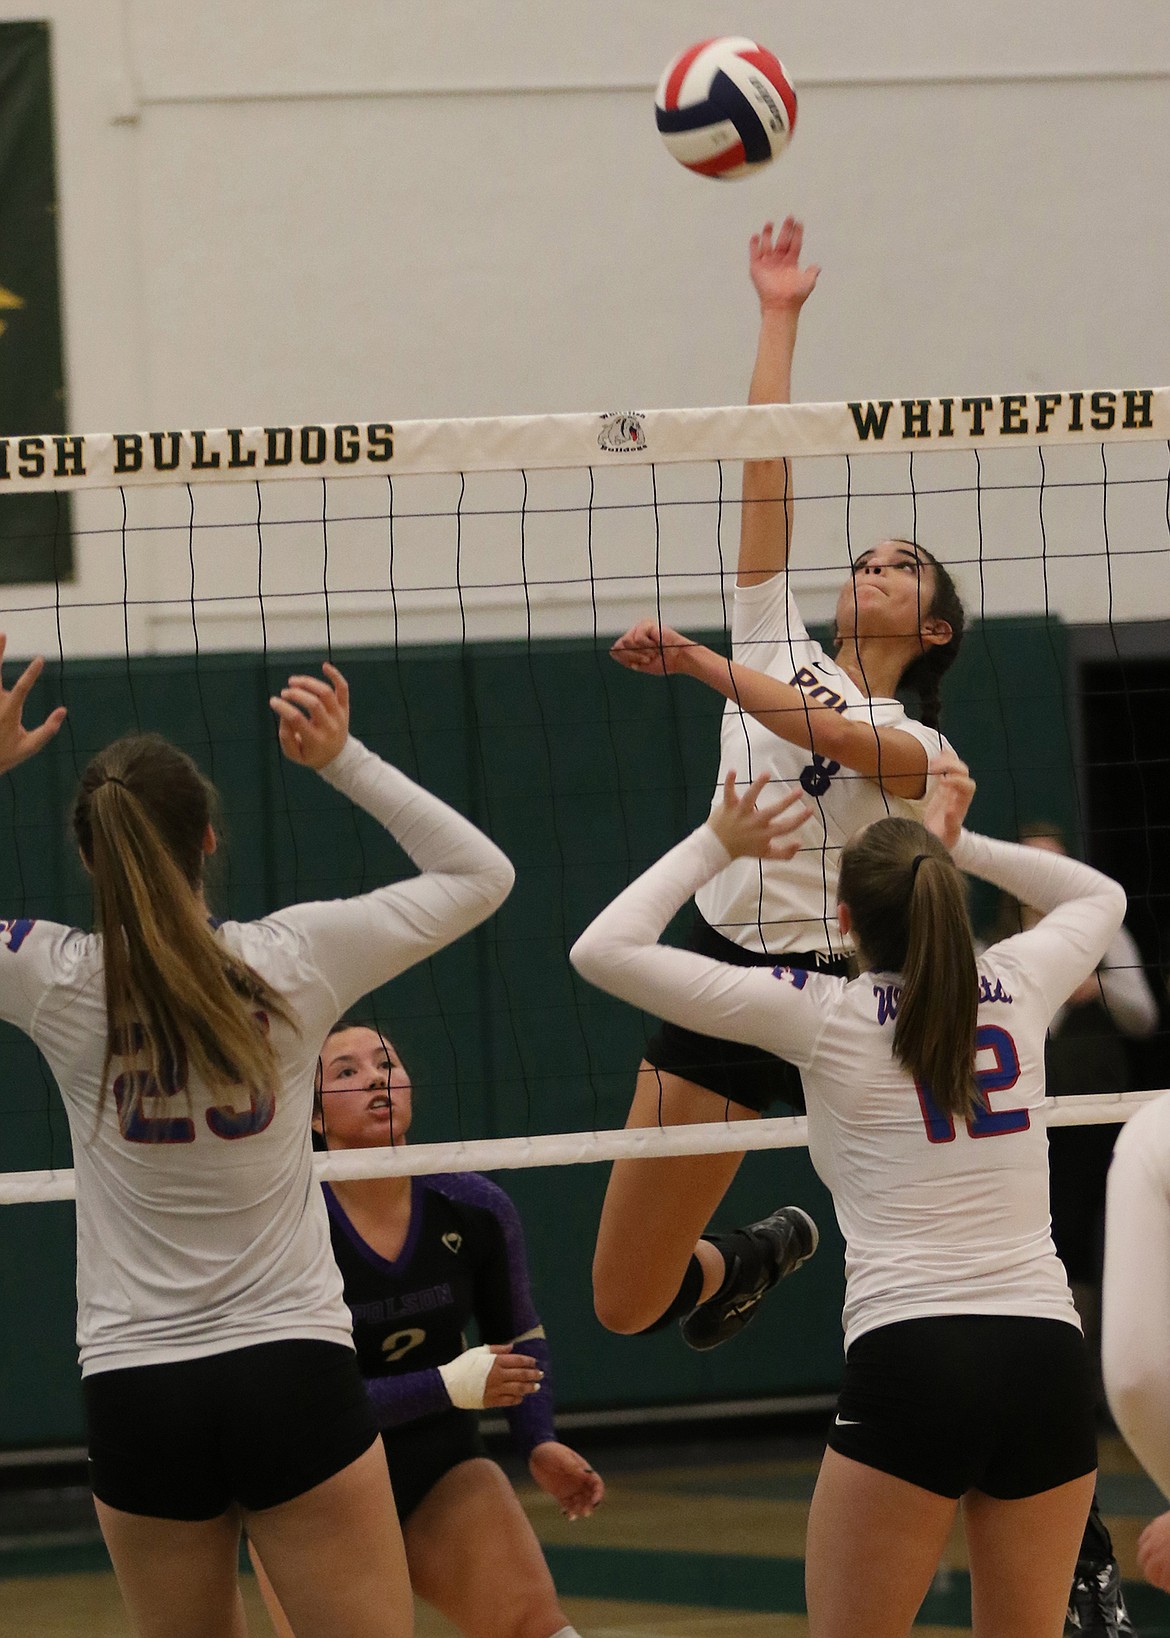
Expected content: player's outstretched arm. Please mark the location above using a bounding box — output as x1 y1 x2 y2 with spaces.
739 216 820 589
571 783 820 1064
0 636 66 775
610 619 931 798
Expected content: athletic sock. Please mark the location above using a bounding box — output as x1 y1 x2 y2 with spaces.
1076 1492 1116 1572
633 1254 705 1334
701 1227 769 1303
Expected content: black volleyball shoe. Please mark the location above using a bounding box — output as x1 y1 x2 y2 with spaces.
680 1206 819 1352
1065 1557 1137 1637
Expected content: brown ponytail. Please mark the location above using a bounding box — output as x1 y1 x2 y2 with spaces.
894 543 966 732
73 734 295 1127
838 816 978 1118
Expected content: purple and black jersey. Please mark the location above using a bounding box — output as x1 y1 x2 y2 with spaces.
324 1172 555 1457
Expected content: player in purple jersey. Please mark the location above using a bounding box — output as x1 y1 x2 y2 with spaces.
251 1022 602 1638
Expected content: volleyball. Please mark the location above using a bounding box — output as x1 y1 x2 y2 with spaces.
654 37 797 180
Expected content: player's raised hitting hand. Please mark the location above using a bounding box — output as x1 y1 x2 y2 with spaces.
708 771 811 862
922 751 976 851
609 619 694 678
269 661 350 768
750 215 820 313
0 635 67 776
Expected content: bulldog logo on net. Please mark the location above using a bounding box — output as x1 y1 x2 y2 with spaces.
597 412 648 454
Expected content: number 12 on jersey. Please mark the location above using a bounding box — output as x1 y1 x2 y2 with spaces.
915 1024 1026 1143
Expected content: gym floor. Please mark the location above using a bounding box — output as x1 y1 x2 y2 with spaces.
1 1422 1167 1635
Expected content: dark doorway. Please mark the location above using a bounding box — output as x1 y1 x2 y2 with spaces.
1080 651 1170 1092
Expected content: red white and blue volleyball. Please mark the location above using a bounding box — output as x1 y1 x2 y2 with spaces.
655 38 797 180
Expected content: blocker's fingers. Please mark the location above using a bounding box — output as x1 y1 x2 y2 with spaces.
761 792 812 829
928 750 969 779
283 674 338 699
743 773 773 808
321 661 349 704
722 769 740 803
0 632 7 669
8 654 46 705
279 687 328 716
24 708 67 755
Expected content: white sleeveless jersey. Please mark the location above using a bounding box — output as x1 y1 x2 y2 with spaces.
573 825 1126 1350
695 574 950 956
0 738 513 1376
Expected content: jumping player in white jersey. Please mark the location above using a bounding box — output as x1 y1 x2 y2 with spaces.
0 639 513 1638
592 217 965 1355
572 754 1126 1638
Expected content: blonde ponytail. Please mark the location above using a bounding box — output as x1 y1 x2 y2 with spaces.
74 735 295 1127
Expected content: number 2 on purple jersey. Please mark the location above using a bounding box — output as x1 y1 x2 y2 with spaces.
915 1024 1026 1143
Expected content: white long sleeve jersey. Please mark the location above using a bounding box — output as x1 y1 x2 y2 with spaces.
0 737 513 1376
695 574 950 957
573 825 1125 1351
1103 1093 1170 1500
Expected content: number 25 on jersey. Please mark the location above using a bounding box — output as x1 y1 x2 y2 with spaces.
915 1024 1026 1143
112 1016 275 1144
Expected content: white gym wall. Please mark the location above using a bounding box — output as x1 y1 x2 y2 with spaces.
2 0 1169 649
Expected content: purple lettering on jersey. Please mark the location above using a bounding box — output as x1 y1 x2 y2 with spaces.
978 975 1014 1005
874 982 900 1026
0 918 35 953
349 1284 454 1325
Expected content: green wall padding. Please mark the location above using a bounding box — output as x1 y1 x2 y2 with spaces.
0 616 1073 1447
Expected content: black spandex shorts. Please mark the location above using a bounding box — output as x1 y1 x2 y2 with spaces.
84 1339 379 1521
642 913 850 1114
827 1315 1097 1500
382 1408 488 1523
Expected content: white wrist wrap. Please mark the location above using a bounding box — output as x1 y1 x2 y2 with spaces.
438 1345 496 1410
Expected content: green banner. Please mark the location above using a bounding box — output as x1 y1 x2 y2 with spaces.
0 20 71 584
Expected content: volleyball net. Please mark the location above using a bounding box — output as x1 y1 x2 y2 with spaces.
1 388 1169 1206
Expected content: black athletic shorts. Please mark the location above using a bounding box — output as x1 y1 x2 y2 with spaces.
382 1408 487 1523
642 913 850 1114
827 1315 1097 1500
84 1339 379 1521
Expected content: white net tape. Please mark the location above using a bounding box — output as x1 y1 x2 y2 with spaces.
3 388 1168 492
0 1091 1162 1206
